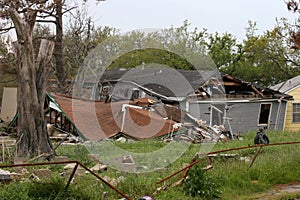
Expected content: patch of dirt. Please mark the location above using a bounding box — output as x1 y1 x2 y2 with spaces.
258 182 300 200
274 182 300 194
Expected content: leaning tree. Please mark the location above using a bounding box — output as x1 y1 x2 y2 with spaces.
0 1 57 158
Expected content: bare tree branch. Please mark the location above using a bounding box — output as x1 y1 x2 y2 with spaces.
62 6 77 14
8 8 25 41
0 26 15 34
35 7 56 18
36 19 57 24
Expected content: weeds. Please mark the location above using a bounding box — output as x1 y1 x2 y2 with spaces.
183 164 221 199
0 130 299 199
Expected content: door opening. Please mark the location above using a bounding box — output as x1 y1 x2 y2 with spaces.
258 103 271 127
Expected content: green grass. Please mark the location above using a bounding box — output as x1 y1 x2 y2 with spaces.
0 130 299 199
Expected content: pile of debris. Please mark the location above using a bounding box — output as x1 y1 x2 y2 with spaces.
47 124 81 145
46 94 234 144
162 119 231 144
127 98 233 143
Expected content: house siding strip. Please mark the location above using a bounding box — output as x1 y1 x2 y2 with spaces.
285 87 300 131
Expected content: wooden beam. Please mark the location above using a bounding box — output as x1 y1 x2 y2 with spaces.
250 85 264 97
223 81 242 87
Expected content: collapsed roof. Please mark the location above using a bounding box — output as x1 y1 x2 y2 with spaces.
51 94 179 141
81 68 291 101
82 68 219 98
197 74 293 100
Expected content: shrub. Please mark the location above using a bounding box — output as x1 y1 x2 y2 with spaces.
183 165 221 199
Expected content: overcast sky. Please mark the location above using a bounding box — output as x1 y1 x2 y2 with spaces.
86 0 298 41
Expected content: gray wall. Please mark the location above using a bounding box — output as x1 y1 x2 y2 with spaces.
188 100 287 134
226 102 261 134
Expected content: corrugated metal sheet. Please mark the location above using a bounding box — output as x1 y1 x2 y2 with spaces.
51 94 176 141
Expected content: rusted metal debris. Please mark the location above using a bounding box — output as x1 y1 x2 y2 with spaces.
0 160 131 200
157 141 300 184
247 146 263 171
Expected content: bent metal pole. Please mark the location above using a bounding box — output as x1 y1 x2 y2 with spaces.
157 141 300 184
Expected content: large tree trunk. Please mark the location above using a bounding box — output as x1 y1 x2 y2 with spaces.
54 0 66 91
10 8 55 158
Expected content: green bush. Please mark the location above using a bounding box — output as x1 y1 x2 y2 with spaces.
183 164 221 199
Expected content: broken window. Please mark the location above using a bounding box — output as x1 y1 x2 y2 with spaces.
210 104 224 126
258 103 271 125
292 103 300 123
131 88 140 100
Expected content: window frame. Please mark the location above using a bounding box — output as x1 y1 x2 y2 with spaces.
292 103 300 123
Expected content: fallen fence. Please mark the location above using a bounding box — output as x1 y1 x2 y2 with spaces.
157 141 300 184
0 160 131 200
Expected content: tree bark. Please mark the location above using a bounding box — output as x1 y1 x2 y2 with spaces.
54 0 67 91
14 39 55 158
10 8 55 158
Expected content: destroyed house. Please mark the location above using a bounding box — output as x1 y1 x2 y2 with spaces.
49 94 180 141
3 69 291 142
79 68 292 134
78 68 217 105
2 87 182 141
188 74 293 134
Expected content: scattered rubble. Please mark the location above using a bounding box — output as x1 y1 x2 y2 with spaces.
102 175 125 187
28 173 41 181
162 120 231 144
0 169 22 183
208 153 238 158
112 155 136 173
47 124 81 145
116 137 127 143
0 169 12 182
90 163 108 173
103 176 118 187
31 168 53 179
240 156 251 162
